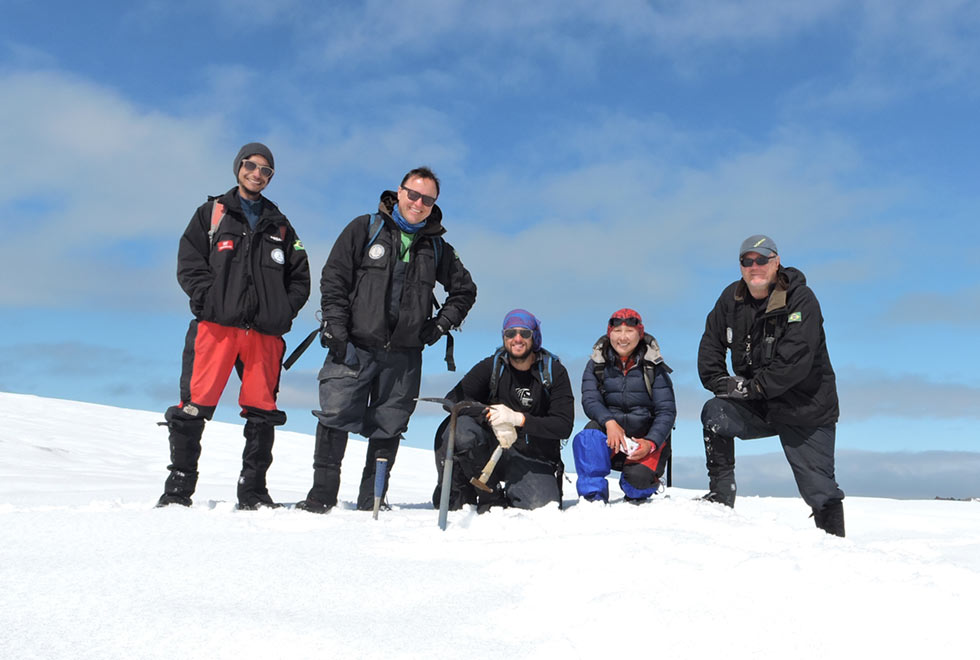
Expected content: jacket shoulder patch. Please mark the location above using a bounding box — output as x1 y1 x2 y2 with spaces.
788 311 803 323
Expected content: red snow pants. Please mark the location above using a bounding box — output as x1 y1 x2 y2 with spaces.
176 320 285 418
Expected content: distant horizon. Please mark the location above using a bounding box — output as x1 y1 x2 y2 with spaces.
3 391 976 501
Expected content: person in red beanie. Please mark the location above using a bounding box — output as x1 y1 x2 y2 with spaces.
573 308 677 503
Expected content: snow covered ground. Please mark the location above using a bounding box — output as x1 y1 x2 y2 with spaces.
1 391 978 659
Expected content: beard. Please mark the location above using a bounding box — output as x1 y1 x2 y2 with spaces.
505 343 533 361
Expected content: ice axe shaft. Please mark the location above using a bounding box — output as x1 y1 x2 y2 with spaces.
416 398 486 531
470 445 503 493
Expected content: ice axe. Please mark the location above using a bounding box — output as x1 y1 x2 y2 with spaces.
470 445 503 493
416 397 487 530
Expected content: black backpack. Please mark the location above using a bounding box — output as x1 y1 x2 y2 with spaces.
488 347 558 403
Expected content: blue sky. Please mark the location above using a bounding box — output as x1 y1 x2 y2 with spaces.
1 1 978 487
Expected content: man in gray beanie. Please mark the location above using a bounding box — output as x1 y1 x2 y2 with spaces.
156 143 310 510
697 234 845 536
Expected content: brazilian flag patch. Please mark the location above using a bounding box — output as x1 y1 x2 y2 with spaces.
293 239 305 251
788 311 802 323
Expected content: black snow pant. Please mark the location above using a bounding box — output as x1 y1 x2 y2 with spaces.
433 416 561 511
310 345 420 510
701 396 844 511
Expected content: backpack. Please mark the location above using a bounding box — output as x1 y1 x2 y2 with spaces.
590 335 670 399
362 213 444 271
208 198 286 248
208 200 227 248
488 347 557 402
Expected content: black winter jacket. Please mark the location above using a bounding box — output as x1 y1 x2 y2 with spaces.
177 187 311 336
320 191 477 350
581 335 677 448
446 350 575 465
698 266 839 426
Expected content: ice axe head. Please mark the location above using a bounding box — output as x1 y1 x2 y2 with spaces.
469 445 504 493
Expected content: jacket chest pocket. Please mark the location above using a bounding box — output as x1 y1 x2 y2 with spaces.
409 247 437 287
210 230 244 267
259 235 288 270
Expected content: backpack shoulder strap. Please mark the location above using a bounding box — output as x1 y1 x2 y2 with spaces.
639 334 672 398
488 347 507 402
431 235 444 273
361 213 383 259
593 360 607 397
537 350 554 392
208 199 227 248
641 362 656 399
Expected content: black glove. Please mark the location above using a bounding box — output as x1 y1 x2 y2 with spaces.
717 376 754 400
419 317 451 346
319 325 347 364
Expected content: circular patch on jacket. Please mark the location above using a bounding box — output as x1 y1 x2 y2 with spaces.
368 244 385 260
271 248 285 264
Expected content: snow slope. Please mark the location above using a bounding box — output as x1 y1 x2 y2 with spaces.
1 392 978 659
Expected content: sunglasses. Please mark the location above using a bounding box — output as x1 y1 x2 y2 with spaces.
400 186 437 207
740 254 776 267
609 317 641 328
504 328 533 339
241 160 274 178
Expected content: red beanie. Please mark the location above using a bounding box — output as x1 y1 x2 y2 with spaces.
608 308 644 337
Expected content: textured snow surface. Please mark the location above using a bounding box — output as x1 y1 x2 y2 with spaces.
1 392 978 659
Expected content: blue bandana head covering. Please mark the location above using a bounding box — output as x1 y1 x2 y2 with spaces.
392 203 426 234
502 308 542 351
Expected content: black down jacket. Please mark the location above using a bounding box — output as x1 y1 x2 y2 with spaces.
177 187 310 336
319 190 477 350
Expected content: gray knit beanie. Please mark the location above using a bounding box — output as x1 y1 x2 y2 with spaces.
233 142 275 178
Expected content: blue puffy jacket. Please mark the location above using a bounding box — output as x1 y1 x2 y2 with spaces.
581 334 677 447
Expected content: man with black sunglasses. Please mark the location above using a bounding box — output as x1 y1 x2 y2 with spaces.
297 166 477 513
697 235 845 536
156 142 311 510
432 309 575 512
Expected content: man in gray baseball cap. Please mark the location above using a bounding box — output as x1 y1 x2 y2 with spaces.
696 234 845 536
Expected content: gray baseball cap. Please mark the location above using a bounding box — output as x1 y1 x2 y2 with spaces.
739 234 778 258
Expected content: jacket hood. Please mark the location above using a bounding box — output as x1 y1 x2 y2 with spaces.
590 333 667 369
379 190 446 237
734 265 807 312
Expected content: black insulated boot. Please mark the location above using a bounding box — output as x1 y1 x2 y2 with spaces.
237 421 279 509
703 428 736 507
295 498 332 514
299 425 349 512
700 488 736 508
156 491 192 508
157 417 204 507
813 498 845 537
357 437 399 511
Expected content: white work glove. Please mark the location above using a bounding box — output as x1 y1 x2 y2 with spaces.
488 404 525 428
491 420 518 449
